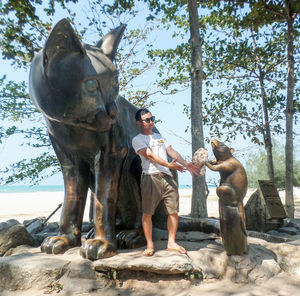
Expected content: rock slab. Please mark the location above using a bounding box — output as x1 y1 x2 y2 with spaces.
0 224 34 256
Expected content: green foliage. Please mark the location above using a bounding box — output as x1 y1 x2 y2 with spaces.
202 10 295 145
104 0 192 95
245 139 300 188
0 152 60 185
0 0 79 67
148 43 191 90
0 75 36 121
242 0 300 27
115 26 158 107
46 281 63 294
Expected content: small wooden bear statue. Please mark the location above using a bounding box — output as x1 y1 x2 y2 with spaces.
205 139 248 256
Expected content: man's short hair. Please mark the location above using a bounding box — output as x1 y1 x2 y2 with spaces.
135 108 150 121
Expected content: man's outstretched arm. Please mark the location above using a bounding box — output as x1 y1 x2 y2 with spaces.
137 147 186 172
166 146 200 176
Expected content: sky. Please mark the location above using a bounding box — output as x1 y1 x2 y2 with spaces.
0 1 266 187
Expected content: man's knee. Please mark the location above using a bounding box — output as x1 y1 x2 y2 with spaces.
142 213 152 221
168 213 178 219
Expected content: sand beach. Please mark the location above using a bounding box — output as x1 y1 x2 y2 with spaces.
0 187 220 223
1 187 299 223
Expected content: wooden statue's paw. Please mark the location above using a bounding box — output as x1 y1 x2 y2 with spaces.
40 235 79 254
116 229 146 249
80 238 117 261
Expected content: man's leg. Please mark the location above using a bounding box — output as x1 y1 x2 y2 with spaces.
167 213 186 254
167 213 178 248
142 213 154 252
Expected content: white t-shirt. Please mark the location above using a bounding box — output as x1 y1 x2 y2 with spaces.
132 133 172 176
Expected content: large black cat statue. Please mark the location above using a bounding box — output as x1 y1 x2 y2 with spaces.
29 19 157 260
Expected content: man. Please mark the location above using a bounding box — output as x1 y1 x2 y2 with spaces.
132 108 200 256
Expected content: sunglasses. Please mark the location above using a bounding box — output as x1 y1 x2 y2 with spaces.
141 116 155 123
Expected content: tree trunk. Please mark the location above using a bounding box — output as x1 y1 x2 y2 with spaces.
188 0 207 218
285 5 295 218
259 75 275 184
251 28 275 183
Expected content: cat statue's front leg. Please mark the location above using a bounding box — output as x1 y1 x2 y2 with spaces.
81 147 127 260
41 161 88 254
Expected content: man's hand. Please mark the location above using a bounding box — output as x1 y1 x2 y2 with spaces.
168 159 186 172
186 162 200 176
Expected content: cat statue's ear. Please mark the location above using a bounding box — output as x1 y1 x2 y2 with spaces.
96 24 126 61
43 19 86 67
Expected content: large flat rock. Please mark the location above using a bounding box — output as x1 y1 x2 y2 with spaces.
0 251 70 290
94 248 201 275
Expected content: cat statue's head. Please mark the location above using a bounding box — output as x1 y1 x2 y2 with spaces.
29 19 125 132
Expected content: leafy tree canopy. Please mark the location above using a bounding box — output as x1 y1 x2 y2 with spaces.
245 139 300 188
0 0 79 67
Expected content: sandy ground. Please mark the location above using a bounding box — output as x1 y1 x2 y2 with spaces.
1 187 300 223
0 188 226 223
0 188 201 223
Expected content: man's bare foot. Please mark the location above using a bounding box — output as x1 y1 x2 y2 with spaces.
167 244 187 254
143 248 155 256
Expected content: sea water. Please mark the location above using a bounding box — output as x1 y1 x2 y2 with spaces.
0 184 196 194
0 185 64 194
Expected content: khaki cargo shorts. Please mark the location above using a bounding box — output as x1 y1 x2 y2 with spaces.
141 173 179 215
